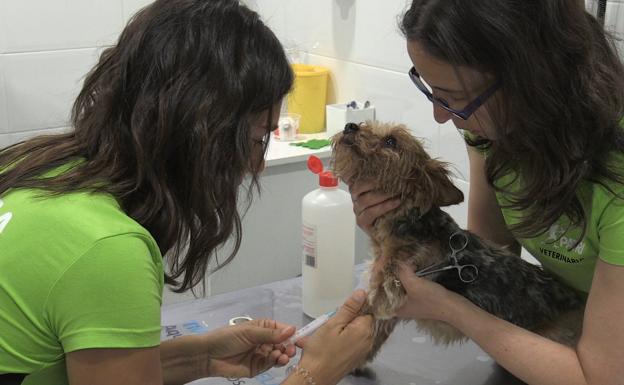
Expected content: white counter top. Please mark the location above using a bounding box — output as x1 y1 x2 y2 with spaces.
265 132 332 167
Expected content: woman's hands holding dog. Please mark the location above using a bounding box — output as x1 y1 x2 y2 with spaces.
349 181 401 236
394 262 466 322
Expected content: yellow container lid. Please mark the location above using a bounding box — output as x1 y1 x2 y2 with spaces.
292 63 330 77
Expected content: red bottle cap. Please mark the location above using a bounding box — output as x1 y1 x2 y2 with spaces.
307 155 324 174
307 155 338 187
318 171 338 187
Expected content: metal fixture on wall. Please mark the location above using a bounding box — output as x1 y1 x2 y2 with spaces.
597 0 608 26
586 0 608 25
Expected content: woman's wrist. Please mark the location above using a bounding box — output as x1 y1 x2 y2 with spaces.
293 358 340 385
286 365 318 385
436 289 473 325
197 332 229 378
161 334 212 383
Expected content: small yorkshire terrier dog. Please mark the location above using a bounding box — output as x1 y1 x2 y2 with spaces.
331 121 585 363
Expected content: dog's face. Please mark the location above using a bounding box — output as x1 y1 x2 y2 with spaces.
332 122 463 214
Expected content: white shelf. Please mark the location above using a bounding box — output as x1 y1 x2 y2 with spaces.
265 132 332 167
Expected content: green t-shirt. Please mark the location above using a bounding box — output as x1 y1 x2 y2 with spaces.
495 165 624 293
465 125 624 294
0 186 164 384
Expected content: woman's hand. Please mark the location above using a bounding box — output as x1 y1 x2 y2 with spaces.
291 290 374 385
349 181 400 236
203 319 297 379
394 262 464 321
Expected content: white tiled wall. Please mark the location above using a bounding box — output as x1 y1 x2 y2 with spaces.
0 0 153 149
0 58 7 135
248 1 412 73
2 48 99 133
0 1 122 53
606 0 624 56
123 0 155 21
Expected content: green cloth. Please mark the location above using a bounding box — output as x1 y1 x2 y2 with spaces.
463 130 624 293
289 139 331 149
0 186 163 384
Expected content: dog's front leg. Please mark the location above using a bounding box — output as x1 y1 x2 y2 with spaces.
352 313 399 375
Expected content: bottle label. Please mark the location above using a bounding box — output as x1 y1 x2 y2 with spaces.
302 221 317 268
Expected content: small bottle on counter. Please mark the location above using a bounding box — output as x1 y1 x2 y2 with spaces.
301 155 355 318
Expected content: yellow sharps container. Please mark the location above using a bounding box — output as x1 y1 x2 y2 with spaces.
287 64 330 134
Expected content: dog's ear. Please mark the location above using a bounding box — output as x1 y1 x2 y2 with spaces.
406 159 463 213
427 160 464 207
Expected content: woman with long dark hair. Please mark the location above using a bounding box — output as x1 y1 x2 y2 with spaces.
351 0 624 383
0 1 373 384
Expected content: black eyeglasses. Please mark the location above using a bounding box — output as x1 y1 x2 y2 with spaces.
408 67 501 120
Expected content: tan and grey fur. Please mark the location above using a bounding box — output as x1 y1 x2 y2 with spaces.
331 121 585 364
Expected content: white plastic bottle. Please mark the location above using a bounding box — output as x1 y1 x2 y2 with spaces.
301 156 355 318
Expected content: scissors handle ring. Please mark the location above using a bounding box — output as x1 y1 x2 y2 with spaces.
449 231 469 252
457 264 479 283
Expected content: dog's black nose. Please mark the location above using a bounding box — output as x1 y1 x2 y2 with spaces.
344 123 359 134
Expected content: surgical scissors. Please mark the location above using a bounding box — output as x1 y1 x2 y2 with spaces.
415 231 479 283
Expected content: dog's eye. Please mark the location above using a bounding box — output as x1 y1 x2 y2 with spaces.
383 136 397 149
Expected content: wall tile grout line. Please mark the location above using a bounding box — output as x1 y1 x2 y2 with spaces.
0 45 112 57
306 52 409 76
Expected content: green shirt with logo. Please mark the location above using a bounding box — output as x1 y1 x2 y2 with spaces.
0 185 164 384
494 163 624 293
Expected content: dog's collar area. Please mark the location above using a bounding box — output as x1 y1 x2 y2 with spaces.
412 231 479 283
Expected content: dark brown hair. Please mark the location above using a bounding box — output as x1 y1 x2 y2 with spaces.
401 0 624 240
0 0 293 292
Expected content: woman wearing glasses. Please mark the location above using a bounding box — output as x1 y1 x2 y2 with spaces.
0 1 374 384
351 0 624 384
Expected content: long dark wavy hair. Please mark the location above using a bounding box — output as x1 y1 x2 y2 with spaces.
0 0 293 292
401 0 624 241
